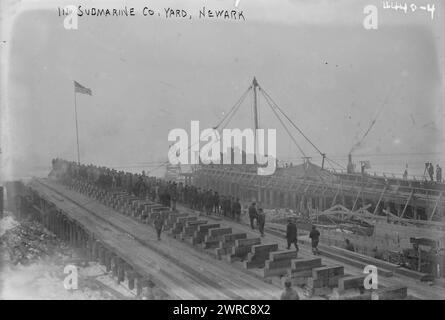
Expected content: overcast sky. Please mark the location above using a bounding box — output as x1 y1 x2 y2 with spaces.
2 0 444 179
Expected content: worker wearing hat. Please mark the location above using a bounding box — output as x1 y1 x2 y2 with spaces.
248 202 258 230
280 278 299 300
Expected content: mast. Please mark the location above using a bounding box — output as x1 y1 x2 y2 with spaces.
253 77 259 132
252 77 259 161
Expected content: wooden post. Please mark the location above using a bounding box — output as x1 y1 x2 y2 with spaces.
429 192 442 221
400 189 414 218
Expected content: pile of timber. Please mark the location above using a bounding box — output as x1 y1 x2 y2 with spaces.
317 244 397 277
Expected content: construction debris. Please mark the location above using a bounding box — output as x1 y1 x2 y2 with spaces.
1 217 70 265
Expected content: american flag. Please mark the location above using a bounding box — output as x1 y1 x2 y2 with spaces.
74 81 92 96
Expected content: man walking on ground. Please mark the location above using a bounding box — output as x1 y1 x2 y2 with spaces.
205 190 213 216
232 198 242 222
153 213 164 241
309 225 320 255
345 238 355 252
213 192 220 215
286 218 299 251
170 182 177 211
257 208 266 237
248 202 258 230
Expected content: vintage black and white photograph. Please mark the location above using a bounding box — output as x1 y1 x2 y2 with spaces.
0 0 444 304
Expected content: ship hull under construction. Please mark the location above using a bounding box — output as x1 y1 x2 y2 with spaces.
192 161 445 264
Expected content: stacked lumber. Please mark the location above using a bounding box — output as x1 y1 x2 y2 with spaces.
373 285 408 300
338 275 366 292
214 233 247 258
287 257 322 285
318 244 397 277
228 238 261 262
202 227 232 249
307 265 344 296
244 243 279 269
180 220 208 240
263 250 299 278
189 223 221 245
170 216 198 237
164 212 188 231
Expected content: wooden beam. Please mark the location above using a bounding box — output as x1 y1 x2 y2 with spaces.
330 184 341 207
400 189 414 218
429 192 442 221
373 185 387 215
351 187 363 211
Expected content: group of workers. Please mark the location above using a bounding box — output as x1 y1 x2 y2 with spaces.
51 158 326 248
51 159 331 300
423 163 442 183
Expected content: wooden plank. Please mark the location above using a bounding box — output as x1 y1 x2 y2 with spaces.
312 265 344 280
228 238 261 262
290 258 322 272
222 233 247 243
269 250 298 262
374 286 408 300
244 244 279 269
400 189 414 218
338 275 366 292
235 238 261 247
209 227 232 238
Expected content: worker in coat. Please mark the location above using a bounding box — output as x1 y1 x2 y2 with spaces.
257 208 266 237
286 219 299 251
153 213 164 241
248 202 258 229
309 225 320 255
232 198 242 222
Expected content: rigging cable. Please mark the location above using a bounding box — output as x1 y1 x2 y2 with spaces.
260 86 347 170
260 87 324 156
149 85 253 174
260 88 307 157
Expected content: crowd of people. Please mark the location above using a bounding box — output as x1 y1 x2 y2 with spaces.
51 158 246 222
50 159 317 244
423 162 443 183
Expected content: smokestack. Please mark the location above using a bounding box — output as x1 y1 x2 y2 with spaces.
347 153 354 174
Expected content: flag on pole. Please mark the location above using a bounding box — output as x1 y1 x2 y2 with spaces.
74 81 92 96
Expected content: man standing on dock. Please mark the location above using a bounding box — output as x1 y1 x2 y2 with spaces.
345 239 355 252
309 225 320 255
213 191 220 215
257 208 266 237
286 219 299 251
248 202 258 229
232 198 242 222
154 213 164 241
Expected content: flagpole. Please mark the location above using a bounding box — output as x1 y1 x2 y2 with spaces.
74 89 80 164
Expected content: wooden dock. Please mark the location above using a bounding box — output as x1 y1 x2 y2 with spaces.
25 178 281 299
19 177 445 300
